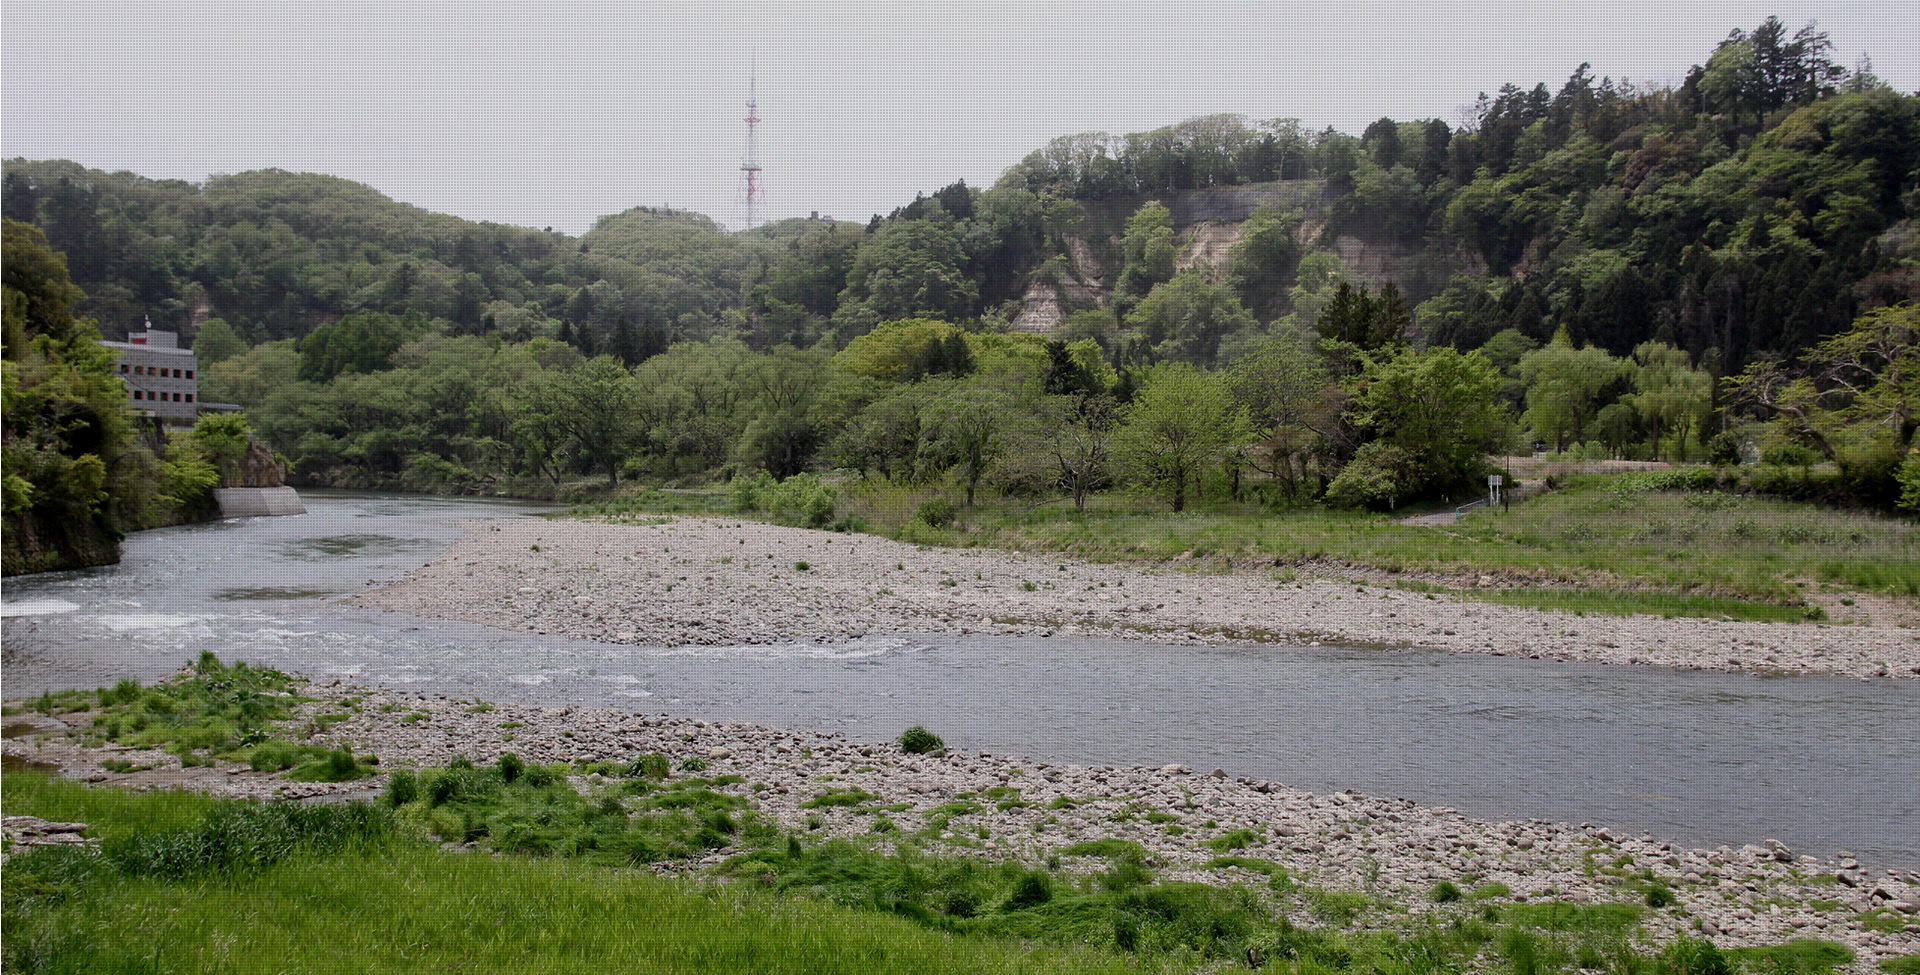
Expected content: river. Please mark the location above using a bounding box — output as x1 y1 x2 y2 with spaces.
3 492 1914 867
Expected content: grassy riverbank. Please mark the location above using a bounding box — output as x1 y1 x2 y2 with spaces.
7 662 1916 973
0 772 1138 975
8 770 1899 975
578 471 1920 624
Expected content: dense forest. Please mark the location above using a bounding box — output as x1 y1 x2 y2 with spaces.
5 16 1918 565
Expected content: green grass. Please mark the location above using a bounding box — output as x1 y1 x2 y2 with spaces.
6 770 1873 975
1471 587 1819 623
2 772 1136 975
567 489 731 521
773 473 1919 620
42 653 381 779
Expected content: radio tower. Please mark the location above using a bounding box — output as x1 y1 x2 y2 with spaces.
738 58 764 230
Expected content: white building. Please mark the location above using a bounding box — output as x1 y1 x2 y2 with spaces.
99 321 199 423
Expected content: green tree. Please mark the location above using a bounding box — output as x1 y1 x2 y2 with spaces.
296 311 426 383
1227 330 1336 500
522 356 637 486
1519 328 1627 452
190 317 248 366
835 220 977 331
2 219 138 573
1727 303 1917 479
1113 364 1250 512
736 346 832 479
920 383 1014 506
1113 201 1177 317
1125 270 1255 367
1339 346 1511 503
1226 206 1303 322
1019 392 1116 510
1631 342 1712 461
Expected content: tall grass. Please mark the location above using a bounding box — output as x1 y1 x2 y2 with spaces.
4 771 1866 975
814 474 1920 616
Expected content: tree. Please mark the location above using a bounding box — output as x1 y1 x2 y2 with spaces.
2 219 91 358
835 319 969 383
1519 328 1627 452
736 346 832 479
835 220 977 330
1632 342 1712 461
3 219 137 573
1113 201 1177 317
1315 281 1409 352
521 356 637 486
1125 270 1255 367
826 380 933 482
1227 330 1336 500
1226 205 1303 321
191 318 248 366
1339 346 1511 503
920 383 1013 506
296 311 426 383
1020 392 1116 510
1113 364 1250 512
1728 302 1917 465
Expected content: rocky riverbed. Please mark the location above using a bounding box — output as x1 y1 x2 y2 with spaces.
4 681 1917 971
352 516 1920 680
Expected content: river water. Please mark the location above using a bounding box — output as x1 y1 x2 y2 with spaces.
3 493 1915 867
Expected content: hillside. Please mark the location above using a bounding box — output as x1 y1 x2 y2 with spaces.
6 17 1916 373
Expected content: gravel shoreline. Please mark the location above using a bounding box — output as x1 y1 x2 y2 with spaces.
352 515 1920 680
5 683 1917 970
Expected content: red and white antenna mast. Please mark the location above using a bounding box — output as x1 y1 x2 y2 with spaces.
739 56 764 230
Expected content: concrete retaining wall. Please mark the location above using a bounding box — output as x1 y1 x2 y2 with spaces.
214 487 306 518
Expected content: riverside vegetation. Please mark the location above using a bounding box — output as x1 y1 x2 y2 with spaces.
585 465 1920 627
7 17 1920 569
6 660 1917 974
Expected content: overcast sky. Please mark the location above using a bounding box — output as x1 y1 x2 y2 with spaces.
5 2 1915 236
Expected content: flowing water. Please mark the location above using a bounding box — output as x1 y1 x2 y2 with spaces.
3 492 1914 866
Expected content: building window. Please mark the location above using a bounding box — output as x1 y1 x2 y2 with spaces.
120 364 129 373
133 365 144 375
132 390 143 400
186 370 195 379
185 394 195 403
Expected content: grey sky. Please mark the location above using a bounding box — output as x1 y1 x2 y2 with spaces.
6 2 1915 236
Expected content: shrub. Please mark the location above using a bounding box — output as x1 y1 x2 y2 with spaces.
916 496 956 528
285 748 375 782
1205 828 1257 852
735 471 837 528
899 726 944 755
385 769 419 807
1432 880 1464 903
1000 869 1053 911
498 752 525 784
1707 431 1744 467
629 753 670 780
1323 442 1412 510
1762 443 1819 468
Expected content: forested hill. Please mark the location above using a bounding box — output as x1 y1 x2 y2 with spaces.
0 159 835 353
5 17 1917 376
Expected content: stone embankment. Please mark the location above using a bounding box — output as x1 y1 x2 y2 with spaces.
5 684 1916 970
353 516 1920 680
